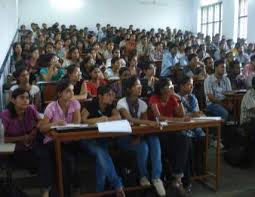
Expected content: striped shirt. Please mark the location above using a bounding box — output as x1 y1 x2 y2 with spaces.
204 74 232 105
240 88 255 125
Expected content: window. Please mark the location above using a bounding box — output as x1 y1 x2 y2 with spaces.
201 2 223 37
238 0 248 39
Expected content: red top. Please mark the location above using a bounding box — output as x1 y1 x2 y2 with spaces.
86 80 107 97
148 95 179 120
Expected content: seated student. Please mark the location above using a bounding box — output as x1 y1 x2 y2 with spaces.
242 55 255 78
127 53 141 77
80 85 125 197
204 59 232 122
0 88 51 197
240 76 255 136
39 79 81 197
65 64 87 100
85 65 107 97
10 67 41 110
227 60 246 90
111 67 131 98
117 76 166 197
104 57 122 80
105 47 126 68
140 62 158 98
63 47 83 68
80 55 96 80
203 56 214 75
148 78 191 196
40 53 65 81
11 42 23 69
178 75 205 137
25 47 40 82
183 53 207 81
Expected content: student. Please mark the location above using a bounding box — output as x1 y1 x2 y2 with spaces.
127 53 141 77
140 62 158 97
40 53 65 81
204 59 232 122
117 76 166 196
25 46 40 82
64 47 82 68
11 42 23 69
65 64 87 100
160 42 179 78
80 85 125 196
148 78 191 196
39 79 81 197
104 57 122 80
111 67 131 98
227 60 245 90
85 66 107 97
0 88 50 197
10 67 41 110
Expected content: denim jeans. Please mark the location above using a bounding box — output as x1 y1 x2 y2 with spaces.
206 103 229 122
117 135 162 180
80 139 122 192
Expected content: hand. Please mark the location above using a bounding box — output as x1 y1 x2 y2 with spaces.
54 120 66 126
147 121 159 128
183 116 192 122
192 111 204 117
99 116 108 122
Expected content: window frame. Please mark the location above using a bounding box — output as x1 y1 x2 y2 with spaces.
238 0 248 39
200 2 223 37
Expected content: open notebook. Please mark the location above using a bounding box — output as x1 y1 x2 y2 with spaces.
0 143 16 153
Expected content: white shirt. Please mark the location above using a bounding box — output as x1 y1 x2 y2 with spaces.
117 97 147 118
10 85 40 98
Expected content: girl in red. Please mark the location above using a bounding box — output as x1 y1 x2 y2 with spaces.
85 66 107 97
148 78 191 196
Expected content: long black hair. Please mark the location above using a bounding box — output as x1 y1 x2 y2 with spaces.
7 88 30 118
154 77 170 96
56 79 72 99
122 75 139 97
13 66 29 84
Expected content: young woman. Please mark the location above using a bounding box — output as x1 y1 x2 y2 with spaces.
65 64 88 100
40 53 65 81
111 67 131 98
140 62 158 98
85 65 107 97
10 67 41 110
64 47 82 67
0 88 51 197
116 76 166 197
11 42 23 69
127 53 141 77
104 57 122 80
148 77 191 196
40 79 81 197
80 85 125 197
25 47 40 83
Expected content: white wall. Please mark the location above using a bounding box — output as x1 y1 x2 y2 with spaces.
193 0 255 42
0 0 18 67
19 0 193 31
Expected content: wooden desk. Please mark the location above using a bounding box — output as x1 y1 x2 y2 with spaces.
224 90 246 125
50 119 222 197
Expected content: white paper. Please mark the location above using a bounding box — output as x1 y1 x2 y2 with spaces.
51 123 89 130
192 116 221 121
0 143 16 153
97 120 132 133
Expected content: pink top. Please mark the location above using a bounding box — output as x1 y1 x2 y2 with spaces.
242 63 255 78
43 99 81 143
0 105 40 151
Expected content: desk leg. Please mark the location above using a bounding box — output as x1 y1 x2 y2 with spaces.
215 125 221 190
55 139 64 197
204 128 209 174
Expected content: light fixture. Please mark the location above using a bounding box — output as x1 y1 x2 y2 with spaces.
50 0 84 12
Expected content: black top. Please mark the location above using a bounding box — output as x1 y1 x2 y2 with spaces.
85 97 114 118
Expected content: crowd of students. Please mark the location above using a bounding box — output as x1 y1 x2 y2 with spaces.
1 22 255 197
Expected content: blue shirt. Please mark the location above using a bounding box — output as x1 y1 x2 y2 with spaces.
160 51 179 77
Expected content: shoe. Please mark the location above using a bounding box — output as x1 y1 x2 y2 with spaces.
116 187 126 197
171 179 189 197
140 176 151 186
152 178 166 196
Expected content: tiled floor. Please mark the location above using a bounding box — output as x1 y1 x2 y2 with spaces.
2 149 255 197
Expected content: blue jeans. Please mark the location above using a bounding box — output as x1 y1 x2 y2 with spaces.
80 139 122 192
117 135 162 180
206 103 229 122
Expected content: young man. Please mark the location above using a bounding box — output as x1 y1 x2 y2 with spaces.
204 59 232 122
